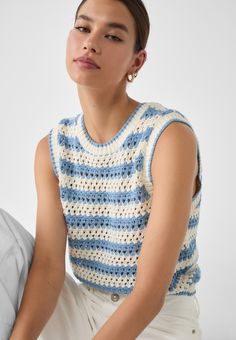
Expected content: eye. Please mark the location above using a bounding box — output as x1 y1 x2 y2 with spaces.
74 26 88 32
74 26 122 42
105 34 122 42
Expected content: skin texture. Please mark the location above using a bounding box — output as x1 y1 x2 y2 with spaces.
10 0 199 339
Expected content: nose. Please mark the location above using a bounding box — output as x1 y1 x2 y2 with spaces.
83 39 100 54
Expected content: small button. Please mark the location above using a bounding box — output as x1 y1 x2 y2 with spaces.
111 293 120 302
192 329 196 334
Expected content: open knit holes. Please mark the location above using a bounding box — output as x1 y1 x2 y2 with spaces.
64 141 148 287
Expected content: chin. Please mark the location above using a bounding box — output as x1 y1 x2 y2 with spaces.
73 77 103 88
68 73 106 87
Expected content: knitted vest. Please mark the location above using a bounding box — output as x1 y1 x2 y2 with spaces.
48 101 202 296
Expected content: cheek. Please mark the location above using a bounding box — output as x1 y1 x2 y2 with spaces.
66 36 72 62
106 48 132 72
66 32 80 61
66 36 77 76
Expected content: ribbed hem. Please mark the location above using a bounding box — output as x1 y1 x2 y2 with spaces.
76 102 147 156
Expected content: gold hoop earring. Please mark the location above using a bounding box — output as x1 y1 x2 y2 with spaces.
127 71 138 83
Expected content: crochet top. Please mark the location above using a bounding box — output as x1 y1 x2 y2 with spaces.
48 101 203 296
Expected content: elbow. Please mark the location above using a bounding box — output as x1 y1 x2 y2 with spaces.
32 251 65 272
31 258 66 281
132 285 165 313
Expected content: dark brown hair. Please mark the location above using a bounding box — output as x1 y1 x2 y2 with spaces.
74 0 150 53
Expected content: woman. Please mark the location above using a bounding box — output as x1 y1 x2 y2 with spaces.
5 0 203 339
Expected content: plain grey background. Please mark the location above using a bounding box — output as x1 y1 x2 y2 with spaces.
0 1 235 339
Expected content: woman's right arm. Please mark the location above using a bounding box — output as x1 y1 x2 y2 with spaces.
10 134 68 340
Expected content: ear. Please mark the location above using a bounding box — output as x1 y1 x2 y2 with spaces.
128 50 148 74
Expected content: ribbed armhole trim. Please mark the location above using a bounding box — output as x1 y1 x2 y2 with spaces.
48 128 59 179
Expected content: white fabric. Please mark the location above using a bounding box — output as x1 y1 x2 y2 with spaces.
0 208 34 340
0 208 203 340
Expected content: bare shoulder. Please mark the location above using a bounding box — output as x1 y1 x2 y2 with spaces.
33 134 67 271
35 134 54 176
151 122 198 186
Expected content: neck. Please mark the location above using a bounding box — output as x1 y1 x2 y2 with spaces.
76 84 140 144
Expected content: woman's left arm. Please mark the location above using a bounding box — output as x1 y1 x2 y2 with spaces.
93 122 198 340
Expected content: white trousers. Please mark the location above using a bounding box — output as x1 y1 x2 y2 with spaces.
0 208 203 340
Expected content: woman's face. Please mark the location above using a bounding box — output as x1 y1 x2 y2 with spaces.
66 0 144 88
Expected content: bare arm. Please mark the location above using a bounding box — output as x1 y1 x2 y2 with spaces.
10 135 68 340
93 122 198 340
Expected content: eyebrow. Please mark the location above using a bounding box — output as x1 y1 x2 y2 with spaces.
76 14 129 34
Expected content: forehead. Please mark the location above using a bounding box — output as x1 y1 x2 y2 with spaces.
76 0 136 35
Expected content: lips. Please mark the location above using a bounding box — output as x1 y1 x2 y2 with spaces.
74 56 100 69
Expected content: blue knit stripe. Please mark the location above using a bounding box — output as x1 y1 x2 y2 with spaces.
73 264 201 290
69 261 201 296
59 153 145 178
58 126 153 152
70 256 138 274
168 265 201 291
59 115 79 126
69 237 142 253
178 238 197 261
68 231 197 262
140 106 175 119
122 127 153 149
64 209 198 232
58 132 84 152
60 185 151 205
65 212 150 231
76 277 135 295
188 215 200 228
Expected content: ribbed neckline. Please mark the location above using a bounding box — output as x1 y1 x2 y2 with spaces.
77 102 147 156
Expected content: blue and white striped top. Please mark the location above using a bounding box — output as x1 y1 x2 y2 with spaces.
48 101 203 296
